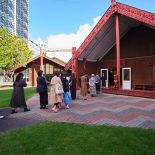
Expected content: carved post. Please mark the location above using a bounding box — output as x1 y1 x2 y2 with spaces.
72 47 78 79
115 14 120 88
40 48 44 72
111 0 116 4
83 58 86 74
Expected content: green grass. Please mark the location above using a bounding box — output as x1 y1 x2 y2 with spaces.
0 122 154 155
0 87 36 108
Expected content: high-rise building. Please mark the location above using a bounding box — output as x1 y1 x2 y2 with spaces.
0 0 29 41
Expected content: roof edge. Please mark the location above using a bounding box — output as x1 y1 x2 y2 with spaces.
65 1 155 70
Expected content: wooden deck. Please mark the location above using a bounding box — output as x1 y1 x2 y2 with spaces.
102 87 155 99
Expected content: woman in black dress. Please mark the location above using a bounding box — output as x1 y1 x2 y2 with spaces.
10 73 30 114
69 73 76 100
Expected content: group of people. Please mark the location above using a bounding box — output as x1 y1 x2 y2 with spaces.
80 73 101 100
37 71 77 112
9 71 77 114
9 70 102 114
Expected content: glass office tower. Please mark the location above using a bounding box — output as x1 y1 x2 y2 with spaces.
0 0 29 41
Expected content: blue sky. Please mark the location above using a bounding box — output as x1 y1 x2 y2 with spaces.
29 0 155 41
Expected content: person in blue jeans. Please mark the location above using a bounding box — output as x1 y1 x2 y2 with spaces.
36 70 48 109
62 74 70 109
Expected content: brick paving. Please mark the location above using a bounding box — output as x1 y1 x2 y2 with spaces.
1 92 155 132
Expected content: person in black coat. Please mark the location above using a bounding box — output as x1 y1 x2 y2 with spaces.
36 70 48 109
69 73 76 100
10 73 30 114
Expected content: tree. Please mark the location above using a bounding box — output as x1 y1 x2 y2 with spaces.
0 28 32 70
42 50 47 56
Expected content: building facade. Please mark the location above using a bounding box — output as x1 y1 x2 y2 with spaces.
0 0 29 41
13 55 67 86
65 1 155 98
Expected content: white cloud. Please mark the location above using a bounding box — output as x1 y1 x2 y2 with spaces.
33 16 101 62
47 16 101 49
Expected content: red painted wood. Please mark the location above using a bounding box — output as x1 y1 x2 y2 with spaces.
102 88 155 99
72 47 78 79
65 59 72 70
117 3 155 27
116 14 120 88
40 48 43 71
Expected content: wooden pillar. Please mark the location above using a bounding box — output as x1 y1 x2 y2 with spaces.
115 14 120 88
32 64 35 86
72 47 78 79
83 58 86 74
40 48 43 71
29 68 32 86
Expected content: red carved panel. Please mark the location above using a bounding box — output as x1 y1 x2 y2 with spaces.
65 59 72 70
117 3 155 27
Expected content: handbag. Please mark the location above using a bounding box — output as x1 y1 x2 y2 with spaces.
55 83 64 94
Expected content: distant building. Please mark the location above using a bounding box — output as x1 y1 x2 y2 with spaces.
0 0 29 41
28 40 40 57
46 48 72 63
34 39 47 50
13 55 67 86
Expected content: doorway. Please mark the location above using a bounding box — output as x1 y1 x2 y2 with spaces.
122 67 131 90
100 69 108 87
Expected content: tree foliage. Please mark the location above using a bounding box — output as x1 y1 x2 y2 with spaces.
0 28 32 70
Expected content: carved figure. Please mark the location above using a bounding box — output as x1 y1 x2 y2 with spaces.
114 74 119 88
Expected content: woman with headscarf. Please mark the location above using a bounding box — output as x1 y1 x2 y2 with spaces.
50 73 63 112
89 74 97 97
10 73 30 114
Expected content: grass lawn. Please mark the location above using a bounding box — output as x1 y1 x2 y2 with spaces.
0 87 36 108
0 122 155 155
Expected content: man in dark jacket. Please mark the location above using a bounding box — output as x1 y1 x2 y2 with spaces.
36 70 48 109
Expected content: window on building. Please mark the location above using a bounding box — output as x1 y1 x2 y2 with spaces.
22 68 29 82
46 64 50 74
49 65 53 74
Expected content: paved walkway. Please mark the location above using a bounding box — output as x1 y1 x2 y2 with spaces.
1 92 155 132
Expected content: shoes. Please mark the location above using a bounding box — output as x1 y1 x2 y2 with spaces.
24 108 30 112
0 116 4 119
43 106 48 109
40 106 43 109
52 107 58 113
66 105 70 109
11 110 17 114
